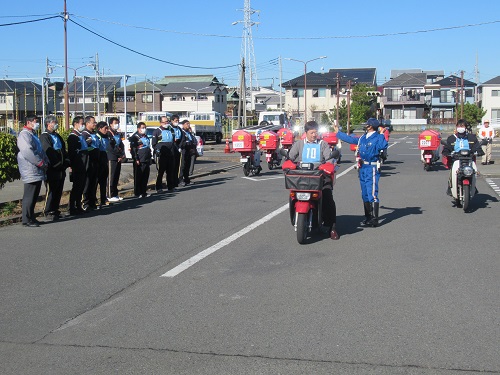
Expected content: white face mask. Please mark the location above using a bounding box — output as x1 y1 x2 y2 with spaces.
457 127 466 134
113 124 119 130
53 123 59 131
78 124 85 132
32 122 40 131
139 128 146 135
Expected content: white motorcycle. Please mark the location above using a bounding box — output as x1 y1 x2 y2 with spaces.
449 149 478 212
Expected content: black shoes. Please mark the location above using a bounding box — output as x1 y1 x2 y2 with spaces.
23 221 40 228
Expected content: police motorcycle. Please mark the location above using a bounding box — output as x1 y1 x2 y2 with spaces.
448 146 478 212
282 149 340 244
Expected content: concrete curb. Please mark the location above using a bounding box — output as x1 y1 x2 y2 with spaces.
0 163 241 227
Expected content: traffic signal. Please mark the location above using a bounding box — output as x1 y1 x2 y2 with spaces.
366 91 381 97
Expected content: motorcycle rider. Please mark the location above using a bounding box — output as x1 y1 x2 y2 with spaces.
287 121 339 240
442 119 484 196
334 118 388 227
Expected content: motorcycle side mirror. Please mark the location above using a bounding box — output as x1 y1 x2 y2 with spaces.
440 139 448 146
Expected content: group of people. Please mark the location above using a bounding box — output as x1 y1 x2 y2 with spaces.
16 113 199 228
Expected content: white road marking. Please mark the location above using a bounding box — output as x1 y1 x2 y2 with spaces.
162 141 397 278
161 204 289 278
243 175 284 182
485 178 500 197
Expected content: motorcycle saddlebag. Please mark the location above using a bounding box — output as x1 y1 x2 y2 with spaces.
285 170 324 191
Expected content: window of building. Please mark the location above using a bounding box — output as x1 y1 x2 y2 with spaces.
312 88 326 98
491 90 500 97
142 94 153 103
292 88 304 98
0 95 6 103
440 90 453 103
491 108 500 121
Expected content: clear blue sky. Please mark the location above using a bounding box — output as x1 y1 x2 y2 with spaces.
1 0 499 88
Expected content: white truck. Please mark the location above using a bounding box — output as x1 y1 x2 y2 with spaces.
258 111 290 128
188 111 223 143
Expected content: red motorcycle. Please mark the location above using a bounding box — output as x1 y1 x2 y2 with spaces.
258 130 282 170
232 129 261 176
283 159 337 244
418 129 441 171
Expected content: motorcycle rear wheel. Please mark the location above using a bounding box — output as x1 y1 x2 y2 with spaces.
424 163 431 171
268 162 274 170
462 184 470 212
243 161 250 176
296 213 308 244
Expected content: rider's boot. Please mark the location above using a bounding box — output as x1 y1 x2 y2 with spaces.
367 202 379 227
361 202 372 225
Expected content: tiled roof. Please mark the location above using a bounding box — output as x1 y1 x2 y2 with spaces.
282 68 377 88
161 82 223 94
434 75 476 87
381 73 427 87
481 76 500 85
156 75 220 85
0 80 42 93
115 81 165 93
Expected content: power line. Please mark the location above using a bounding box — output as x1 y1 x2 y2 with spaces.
68 18 240 70
0 15 60 27
70 14 500 40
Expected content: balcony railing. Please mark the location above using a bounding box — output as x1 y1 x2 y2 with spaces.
381 96 425 105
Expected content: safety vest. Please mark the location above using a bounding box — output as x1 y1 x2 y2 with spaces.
480 128 494 138
48 133 62 151
160 128 174 143
454 136 470 152
137 134 150 148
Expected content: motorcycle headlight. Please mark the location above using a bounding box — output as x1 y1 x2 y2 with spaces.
462 166 474 176
296 192 311 201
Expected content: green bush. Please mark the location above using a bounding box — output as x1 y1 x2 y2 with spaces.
0 133 20 188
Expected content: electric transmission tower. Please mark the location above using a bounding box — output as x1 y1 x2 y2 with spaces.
233 0 260 92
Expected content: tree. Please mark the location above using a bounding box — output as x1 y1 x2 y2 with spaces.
0 133 20 189
457 102 486 126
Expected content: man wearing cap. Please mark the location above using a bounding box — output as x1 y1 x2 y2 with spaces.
334 118 388 227
478 120 495 165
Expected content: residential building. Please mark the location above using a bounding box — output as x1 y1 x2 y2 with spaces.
380 69 444 129
282 68 377 123
427 75 476 125
157 75 228 117
0 80 44 129
477 76 500 125
64 76 122 116
110 80 164 115
251 86 284 112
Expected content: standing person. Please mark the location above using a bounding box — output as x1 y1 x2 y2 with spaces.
96 122 110 208
288 121 340 240
171 114 185 187
17 116 49 227
39 115 69 221
152 115 176 192
189 125 200 176
334 118 388 227
378 122 390 162
67 116 87 215
107 117 125 201
478 120 495 165
129 122 152 197
81 115 99 211
178 119 195 186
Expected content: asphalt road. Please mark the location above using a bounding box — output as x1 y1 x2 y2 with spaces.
1 135 499 374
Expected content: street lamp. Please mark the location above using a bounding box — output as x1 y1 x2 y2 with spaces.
184 86 211 112
284 56 326 122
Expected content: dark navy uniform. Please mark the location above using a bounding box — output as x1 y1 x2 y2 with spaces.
82 129 100 209
129 131 152 197
106 128 125 198
96 130 110 206
152 124 176 191
67 129 88 213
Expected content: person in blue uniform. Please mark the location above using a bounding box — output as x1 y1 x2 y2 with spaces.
40 115 69 221
152 115 176 192
129 122 152 197
178 119 195 186
334 118 388 227
170 114 185 187
67 116 87 215
288 121 340 240
106 117 125 202
96 121 110 208
81 116 100 211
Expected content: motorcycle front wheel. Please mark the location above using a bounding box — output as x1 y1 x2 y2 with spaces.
462 184 470 212
296 213 308 244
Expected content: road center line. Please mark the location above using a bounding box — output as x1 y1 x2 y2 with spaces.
162 143 396 278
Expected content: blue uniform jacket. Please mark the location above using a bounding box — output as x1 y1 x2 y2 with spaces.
336 131 388 163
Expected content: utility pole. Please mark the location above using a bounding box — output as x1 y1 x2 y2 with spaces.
347 80 352 134
279 56 283 111
460 70 464 119
63 0 70 129
238 58 246 127
336 73 340 127
455 77 459 122
95 52 100 116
